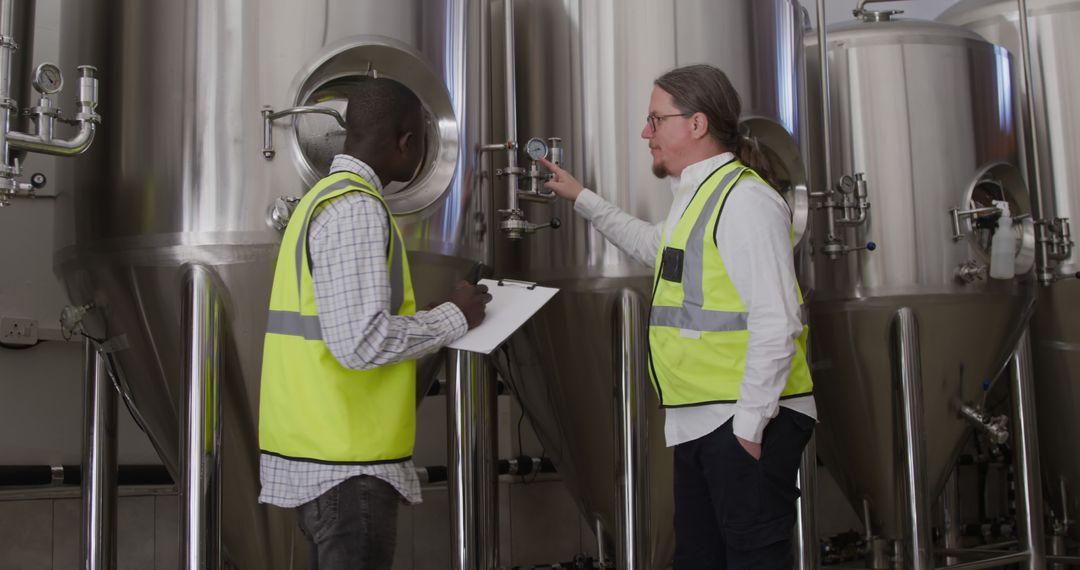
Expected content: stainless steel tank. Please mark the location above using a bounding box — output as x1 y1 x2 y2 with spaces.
51 0 487 567
804 13 1037 542
940 0 1080 542
493 0 812 564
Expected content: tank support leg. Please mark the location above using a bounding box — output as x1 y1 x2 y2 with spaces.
892 307 933 570
181 266 223 570
1011 329 1046 569
942 470 962 566
447 349 498 569
82 339 117 570
614 289 649 569
796 433 819 570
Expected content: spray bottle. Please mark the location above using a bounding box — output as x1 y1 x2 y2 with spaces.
989 200 1016 280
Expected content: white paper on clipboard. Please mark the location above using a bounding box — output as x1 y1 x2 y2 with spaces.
447 278 558 354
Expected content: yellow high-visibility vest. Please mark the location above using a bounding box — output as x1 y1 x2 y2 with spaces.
259 171 417 463
648 160 813 407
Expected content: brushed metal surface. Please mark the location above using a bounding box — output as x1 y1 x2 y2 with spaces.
940 0 1080 539
493 1 810 564
51 0 488 567
804 16 1035 540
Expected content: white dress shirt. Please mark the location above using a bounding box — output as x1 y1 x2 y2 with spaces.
573 152 817 447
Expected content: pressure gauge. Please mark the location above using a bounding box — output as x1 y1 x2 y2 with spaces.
32 63 64 95
524 137 549 161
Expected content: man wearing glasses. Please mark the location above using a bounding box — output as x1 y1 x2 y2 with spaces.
542 64 816 569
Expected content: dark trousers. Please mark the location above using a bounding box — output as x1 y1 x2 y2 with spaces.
297 475 400 570
673 408 815 569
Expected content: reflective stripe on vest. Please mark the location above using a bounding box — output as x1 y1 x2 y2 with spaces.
649 166 749 332
259 171 417 464
268 178 409 339
647 160 813 407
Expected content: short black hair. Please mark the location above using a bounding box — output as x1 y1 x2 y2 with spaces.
345 77 423 148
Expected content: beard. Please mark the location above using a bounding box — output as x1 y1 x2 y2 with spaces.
652 163 669 179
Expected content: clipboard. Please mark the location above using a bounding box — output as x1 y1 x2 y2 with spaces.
447 278 559 354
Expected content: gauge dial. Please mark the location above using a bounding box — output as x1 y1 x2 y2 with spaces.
33 63 64 95
525 137 549 161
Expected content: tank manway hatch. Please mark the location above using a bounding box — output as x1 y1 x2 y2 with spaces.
261 37 458 217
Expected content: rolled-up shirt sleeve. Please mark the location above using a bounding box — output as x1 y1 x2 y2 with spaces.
719 181 805 443
308 192 468 370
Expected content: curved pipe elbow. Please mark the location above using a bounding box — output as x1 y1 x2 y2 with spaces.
7 122 97 157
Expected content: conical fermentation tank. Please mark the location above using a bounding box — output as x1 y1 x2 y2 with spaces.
939 0 1080 542
51 0 487 567
804 13 1037 542
493 0 813 564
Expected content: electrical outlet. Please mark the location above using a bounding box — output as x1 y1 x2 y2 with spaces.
1 317 39 346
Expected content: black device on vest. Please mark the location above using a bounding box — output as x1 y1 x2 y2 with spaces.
661 247 684 282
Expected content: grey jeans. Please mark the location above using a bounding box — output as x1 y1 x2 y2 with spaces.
297 475 400 570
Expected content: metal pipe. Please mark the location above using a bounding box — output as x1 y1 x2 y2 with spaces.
477 356 497 566
1061 478 1073 533
1049 534 1067 570
446 349 498 570
976 540 1019 550
936 552 1030 569
814 0 842 259
7 121 95 155
447 351 473 570
260 105 343 160
1010 329 1046 569
958 403 1010 445
180 266 223 570
81 339 117 570
4 60 98 157
795 433 818 570
943 470 962 566
939 548 1020 557
862 499 891 570
892 307 933 570
1014 0 1052 285
869 537 890 570
814 0 831 191
613 289 649 569
595 518 607 568
478 0 495 267
863 498 873 543
502 0 520 213
266 105 345 127
856 0 896 10
0 0 17 174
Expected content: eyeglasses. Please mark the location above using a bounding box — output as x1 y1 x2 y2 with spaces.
645 112 691 132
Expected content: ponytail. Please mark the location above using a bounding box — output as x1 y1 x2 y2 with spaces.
734 134 780 191
655 65 782 193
